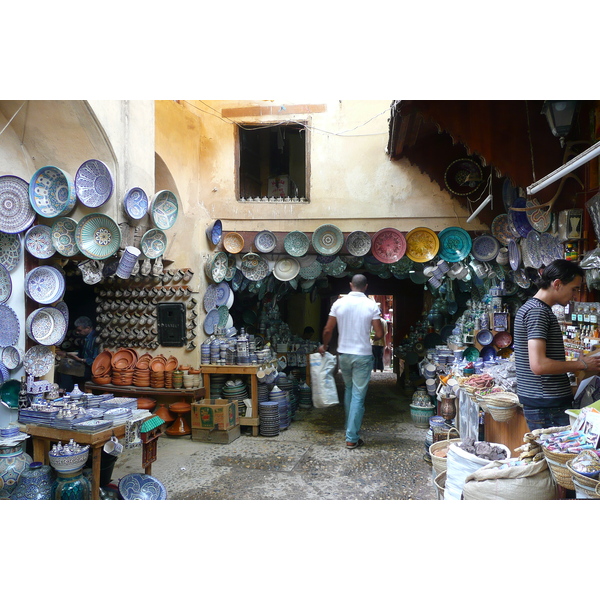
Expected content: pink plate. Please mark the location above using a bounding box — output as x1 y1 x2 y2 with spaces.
493 331 513 349
371 228 406 264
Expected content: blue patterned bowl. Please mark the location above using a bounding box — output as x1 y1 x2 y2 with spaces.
49 447 89 474
118 473 167 500
29 166 76 218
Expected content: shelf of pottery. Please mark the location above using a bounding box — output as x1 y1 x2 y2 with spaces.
95 257 197 351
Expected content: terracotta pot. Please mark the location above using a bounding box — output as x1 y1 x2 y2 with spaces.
136 397 157 411
154 404 174 423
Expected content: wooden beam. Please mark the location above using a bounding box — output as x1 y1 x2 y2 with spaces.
222 104 327 118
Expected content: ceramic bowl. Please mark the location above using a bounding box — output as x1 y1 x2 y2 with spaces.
29 166 76 218
118 473 167 500
150 190 178 230
123 187 149 220
223 232 245 254
25 307 67 346
75 159 114 207
0 175 36 234
49 448 89 474
254 230 277 253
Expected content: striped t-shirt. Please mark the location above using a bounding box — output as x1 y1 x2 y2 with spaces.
513 297 572 407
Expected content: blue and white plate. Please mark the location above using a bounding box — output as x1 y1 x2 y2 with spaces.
29 166 76 218
526 230 543 269
123 187 149 220
203 308 221 335
150 190 178 230
508 239 520 271
25 266 65 304
118 473 167 500
23 345 54 377
471 234 500 262
51 217 79 257
74 159 114 207
24 225 56 259
254 230 277 253
25 307 67 346
0 175 35 234
0 305 20 347
0 264 12 304
141 228 167 259
0 232 21 272
509 198 533 238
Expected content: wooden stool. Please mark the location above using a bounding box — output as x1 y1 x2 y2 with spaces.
166 402 191 436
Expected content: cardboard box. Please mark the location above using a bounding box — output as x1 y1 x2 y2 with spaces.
191 425 241 444
191 399 238 431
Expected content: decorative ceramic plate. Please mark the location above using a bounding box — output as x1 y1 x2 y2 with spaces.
1 346 22 370
371 228 406 264
509 198 533 238
273 257 300 281
502 178 518 211
0 175 35 234
203 308 221 334
526 230 543 269
343 255 363 269
217 305 229 328
444 158 483 196
203 284 218 312
508 239 521 271
0 232 21 271
24 225 55 259
0 264 12 304
491 214 516 246
437 227 472 263
75 213 121 260
207 220 222 245
493 331 513 348
539 232 563 265
231 269 244 292
254 230 277 253
321 256 346 276
345 230 372 257
299 261 322 280
25 265 65 304
74 159 114 207
526 197 552 232
51 217 79 257
240 252 269 281
476 329 494 346
223 232 245 254
150 190 178 230
389 255 413 275
480 345 497 362
55 301 69 327
209 251 229 283
118 473 167 500
123 187 149 220
0 305 20 347
405 227 439 263
26 307 67 346
140 228 167 259
312 224 344 256
23 345 53 377
463 346 480 362
29 165 76 218
284 230 310 257
471 234 500 262
214 281 232 306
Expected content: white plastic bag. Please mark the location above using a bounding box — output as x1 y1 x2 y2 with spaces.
309 352 339 408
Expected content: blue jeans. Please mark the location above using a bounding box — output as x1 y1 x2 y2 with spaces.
338 353 374 443
522 407 571 432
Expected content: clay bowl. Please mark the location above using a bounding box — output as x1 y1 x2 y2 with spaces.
92 350 112 376
92 375 112 385
164 356 179 372
150 356 167 372
111 348 137 370
136 397 156 410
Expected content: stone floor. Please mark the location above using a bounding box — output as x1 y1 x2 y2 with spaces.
110 370 438 500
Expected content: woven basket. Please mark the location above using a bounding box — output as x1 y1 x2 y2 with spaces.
542 446 576 490
487 404 518 422
429 428 461 475
434 470 446 500
484 391 520 407
567 459 600 499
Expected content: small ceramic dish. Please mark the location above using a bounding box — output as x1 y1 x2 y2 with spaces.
223 232 245 254
254 230 277 253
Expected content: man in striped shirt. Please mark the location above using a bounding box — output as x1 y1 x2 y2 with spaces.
514 260 600 431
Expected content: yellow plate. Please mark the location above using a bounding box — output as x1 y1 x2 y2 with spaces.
405 227 440 263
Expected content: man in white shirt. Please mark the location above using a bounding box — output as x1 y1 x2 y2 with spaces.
319 274 384 449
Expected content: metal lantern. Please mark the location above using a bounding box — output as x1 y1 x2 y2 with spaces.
541 101 579 147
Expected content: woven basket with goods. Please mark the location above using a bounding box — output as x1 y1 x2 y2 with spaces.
532 426 575 490
567 458 600 499
434 470 446 500
429 428 461 475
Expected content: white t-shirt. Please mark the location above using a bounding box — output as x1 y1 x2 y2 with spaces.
329 291 380 355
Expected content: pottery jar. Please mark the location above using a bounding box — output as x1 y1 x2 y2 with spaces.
10 461 55 500
0 441 33 499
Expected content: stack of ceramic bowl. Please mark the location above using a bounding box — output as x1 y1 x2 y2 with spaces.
110 348 137 386
201 341 211 365
91 350 112 385
149 355 167 388
172 370 183 389
163 356 179 388
276 373 296 418
221 378 249 416
133 353 152 387
269 385 290 430
209 374 228 399
259 401 280 437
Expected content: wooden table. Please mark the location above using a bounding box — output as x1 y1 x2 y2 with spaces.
84 382 205 403
18 422 143 500
200 365 260 436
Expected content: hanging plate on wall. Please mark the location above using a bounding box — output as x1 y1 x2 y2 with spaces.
444 158 483 196
437 227 472 263
371 228 406 264
405 227 439 263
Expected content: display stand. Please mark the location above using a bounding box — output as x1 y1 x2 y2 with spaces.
200 365 260 436
84 382 205 405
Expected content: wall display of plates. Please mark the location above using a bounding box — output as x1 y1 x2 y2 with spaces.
123 187 149 220
491 213 516 246
75 213 121 260
29 165 76 218
312 224 344 256
1 346 22 370
525 197 552 232
0 175 35 234
525 230 543 269
502 178 518 211
51 217 79 257
25 307 67 346
273 257 300 281
508 239 521 271
24 225 56 259
371 228 406 264
0 305 20 347
240 252 269 281
471 234 500 262
254 230 277 253
437 227 472 263
23 345 54 377
509 198 533 238
0 232 21 272
404 227 439 263
444 158 483 196
150 190 178 230
299 260 322 280
25 266 65 304
223 232 245 254
345 230 372 257
140 228 167 259
74 159 114 207
284 230 310 257
0 263 12 304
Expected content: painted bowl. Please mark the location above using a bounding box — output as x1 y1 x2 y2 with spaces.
75 213 121 260
223 231 245 254
206 220 222 246
118 473 167 500
312 224 344 255
0 175 35 234
254 230 277 253
150 190 178 230
29 166 77 218
284 230 310 257
75 159 114 207
49 447 90 474
123 187 149 220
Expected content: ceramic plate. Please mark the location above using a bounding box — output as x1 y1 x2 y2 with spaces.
476 329 494 346
480 345 497 362
0 305 20 347
471 234 500 262
118 473 167 500
75 213 121 260
509 198 533 238
55 301 69 327
389 255 413 275
23 345 55 376
491 214 516 246
526 230 542 269
26 307 67 346
29 165 76 218
24 225 56 259
214 281 232 306
345 230 372 257
0 175 35 234
0 263 12 304
1 346 22 370
284 230 310 257
203 284 218 312
123 187 149 220
405 227 439 263
437 227 472 263
273 257 300 281
312 224 344 256
321 256 346 276
502 178 518 211
240 252 269 281
51 217 79 257
539 232 563 265
254 230 277 253
0 232 21 272
209 251 228 283
203 308 221 334
25 265 65 304
74 159 114 207
526 197 552 232
150 190 178 230
493 331 513 348
223 232 245 254
299 261 322 280
463 346 480 362
140 228 167 259
444 158 483 196
371 228 406 264
508 239 521 271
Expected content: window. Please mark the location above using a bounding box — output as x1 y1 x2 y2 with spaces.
238 123 307 201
